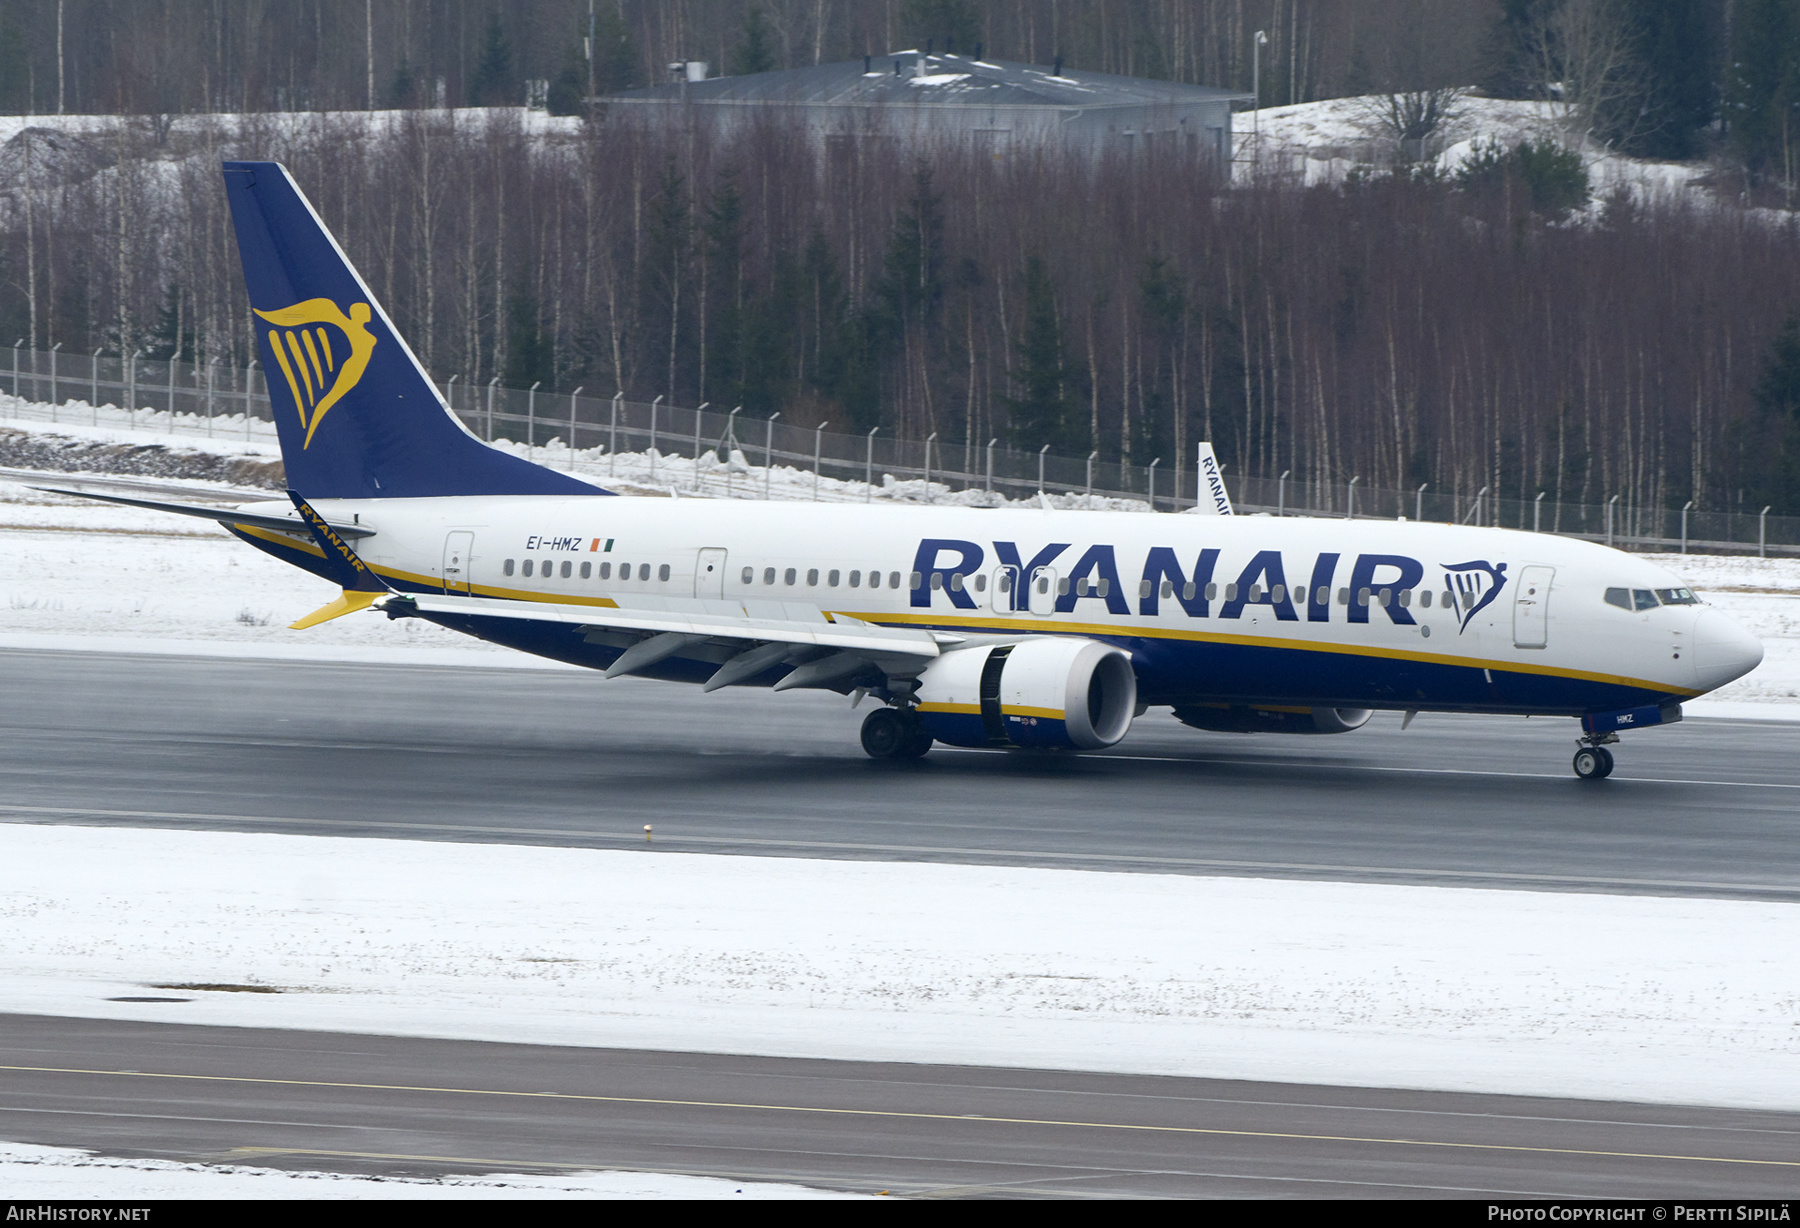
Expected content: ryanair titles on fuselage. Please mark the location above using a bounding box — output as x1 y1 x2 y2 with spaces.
908 537 1503 632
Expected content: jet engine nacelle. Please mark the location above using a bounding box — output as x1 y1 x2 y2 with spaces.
914 638 1138 750
1171 704 1374 735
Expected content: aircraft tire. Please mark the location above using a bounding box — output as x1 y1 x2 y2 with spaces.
1573 746 1613 780
860 708 909 759
898 726 935 759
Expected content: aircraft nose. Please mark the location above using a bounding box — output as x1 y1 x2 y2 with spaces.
1692 609 1763 692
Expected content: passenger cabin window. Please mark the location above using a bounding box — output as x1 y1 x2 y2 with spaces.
503 559 515 576
600 562 612 579
640 564 652 581
807 568 819 586
580 562 591 579
890 571 902 589
659 564 671 581
561 561 573 579
784 567 797 585
829 570 841 587
522 560 534 577
850 570 862 587
764 567 776 585
742 567 754 584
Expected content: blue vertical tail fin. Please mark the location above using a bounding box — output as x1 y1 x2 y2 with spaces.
223 160 606 499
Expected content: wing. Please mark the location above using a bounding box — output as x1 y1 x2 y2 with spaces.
389 591 959 692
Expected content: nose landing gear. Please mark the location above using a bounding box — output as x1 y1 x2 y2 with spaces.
1573 734 1618 780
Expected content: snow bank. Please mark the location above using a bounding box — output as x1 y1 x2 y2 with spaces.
4 824 1798 1111
1240 94 1709 208
0 1141 860 1199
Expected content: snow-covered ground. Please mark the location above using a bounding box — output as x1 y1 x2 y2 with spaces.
0 1141 862 1199
1240 94 1708 208
4 824 1799 1112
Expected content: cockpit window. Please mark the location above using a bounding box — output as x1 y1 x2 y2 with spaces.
1655 587 1698 605
1632 589 1658 611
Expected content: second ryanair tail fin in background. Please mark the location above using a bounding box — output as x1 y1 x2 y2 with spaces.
223 161 605 500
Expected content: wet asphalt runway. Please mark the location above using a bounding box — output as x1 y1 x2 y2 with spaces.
2 648 1797 898
4 1014 1798 1199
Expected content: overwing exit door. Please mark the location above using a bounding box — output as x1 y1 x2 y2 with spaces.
695 547 728 599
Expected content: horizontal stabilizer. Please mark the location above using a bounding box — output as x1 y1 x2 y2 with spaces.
33 487 374 539
290 588 383 630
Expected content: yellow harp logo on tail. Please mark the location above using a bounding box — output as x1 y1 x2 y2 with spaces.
253 299 378 449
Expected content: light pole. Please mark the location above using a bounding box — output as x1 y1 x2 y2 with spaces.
764 412 780 499
569 386 584 471
648 394 663 479
1252 29 1268 170
527 381 542 460
814 421 830 501
244 359 257 441
726 407 741 498
692 401 709 490
865 425 879 501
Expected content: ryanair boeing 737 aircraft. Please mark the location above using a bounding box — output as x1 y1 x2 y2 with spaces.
56 163 1765 778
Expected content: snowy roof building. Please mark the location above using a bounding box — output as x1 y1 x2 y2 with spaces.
607 53 1253 162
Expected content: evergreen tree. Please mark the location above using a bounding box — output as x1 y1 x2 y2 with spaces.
1728 0 1800 182
389 58 419 108
1006 256 1068 451
1137 253 1186 463
1742 316 1800 513
899 0 981 54
503 286 553 390
730 6 779 76
639 163 691 399
590 3 639 93
1609 0 1718 160
467 13 513 107
546 39 588 115
1479 0 1552 100
701 172 745 404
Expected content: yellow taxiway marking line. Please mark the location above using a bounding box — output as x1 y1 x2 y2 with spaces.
1 1065 1793 1170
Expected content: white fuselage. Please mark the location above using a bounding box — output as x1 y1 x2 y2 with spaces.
240 495 1763 715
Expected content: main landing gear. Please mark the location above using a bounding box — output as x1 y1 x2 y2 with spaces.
861 706 934 760
1573 733 1618 780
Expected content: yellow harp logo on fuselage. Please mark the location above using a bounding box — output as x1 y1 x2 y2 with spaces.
253 298 378 449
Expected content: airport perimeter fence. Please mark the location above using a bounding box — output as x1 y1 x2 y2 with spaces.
6 341 1799 558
